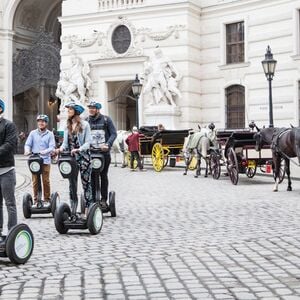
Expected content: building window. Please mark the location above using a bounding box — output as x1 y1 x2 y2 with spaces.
226 22 244 64
226 85 245 129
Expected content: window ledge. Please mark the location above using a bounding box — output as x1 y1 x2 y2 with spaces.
218 62 250 70
291 54 300 60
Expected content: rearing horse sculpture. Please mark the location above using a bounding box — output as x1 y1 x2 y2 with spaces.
254 127 300 192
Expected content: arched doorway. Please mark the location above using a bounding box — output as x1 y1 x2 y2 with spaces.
11 0 62 149
108 81 137 130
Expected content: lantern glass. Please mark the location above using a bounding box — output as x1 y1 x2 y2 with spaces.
132 74 143 96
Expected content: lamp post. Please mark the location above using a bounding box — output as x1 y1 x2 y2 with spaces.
261 45 277 128
131 74 143 128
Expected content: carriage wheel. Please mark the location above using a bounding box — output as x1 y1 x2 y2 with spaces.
151 143 164 172
210 152 221 179
246 165 257 178
226 148 239 185
188 156 197 170
273 158 286 184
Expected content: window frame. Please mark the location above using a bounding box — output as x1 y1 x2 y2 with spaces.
225 84 246 129
220 16 248 67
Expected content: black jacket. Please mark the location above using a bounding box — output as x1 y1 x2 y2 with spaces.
0 118 17 168
88 114 117 146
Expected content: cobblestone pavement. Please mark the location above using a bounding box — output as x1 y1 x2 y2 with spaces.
1 156 300 299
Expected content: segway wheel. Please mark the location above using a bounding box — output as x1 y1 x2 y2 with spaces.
87 204 103 235
54 203 71 234
6 224 34 264
80 194 86 214
22 193 32 219
109 191 116 218
50 192 59 217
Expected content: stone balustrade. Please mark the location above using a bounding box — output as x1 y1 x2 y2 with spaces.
99 0 145 10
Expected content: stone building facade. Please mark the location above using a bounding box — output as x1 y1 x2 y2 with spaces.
0 0 300 133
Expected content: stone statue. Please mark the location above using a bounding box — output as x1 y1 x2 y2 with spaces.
56 55 92 110
142 47 182 107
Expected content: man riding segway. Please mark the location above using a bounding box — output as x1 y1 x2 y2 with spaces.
23 114 57 217
0 99 34 264
87 100 117 215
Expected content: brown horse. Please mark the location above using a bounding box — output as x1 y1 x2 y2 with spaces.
254 127 300 192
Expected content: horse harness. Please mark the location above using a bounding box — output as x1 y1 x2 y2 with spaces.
271 127 300 165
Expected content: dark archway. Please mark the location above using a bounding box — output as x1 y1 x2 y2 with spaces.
12 0 62 148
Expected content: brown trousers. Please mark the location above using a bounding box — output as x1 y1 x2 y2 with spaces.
32 164 51 202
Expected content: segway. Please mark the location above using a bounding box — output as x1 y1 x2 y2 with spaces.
54 151 103 235
23 154 59 218
89 148 116 217
0 224 34 264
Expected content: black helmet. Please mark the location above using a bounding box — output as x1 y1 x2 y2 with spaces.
208 122 215 130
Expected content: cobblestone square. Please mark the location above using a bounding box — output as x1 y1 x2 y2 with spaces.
1 156 300 299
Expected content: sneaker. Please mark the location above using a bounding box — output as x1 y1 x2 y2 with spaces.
43 201 51 208
139 169 147 172
80 213 87 221
130 169 136 172
100 200 108 209
32 203 38 208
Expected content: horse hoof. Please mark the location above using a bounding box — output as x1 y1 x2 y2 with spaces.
121 165 126 168
194 175 198 178
204 175 208 178
273 189 278 192
287 187 292 191
183 173 187 175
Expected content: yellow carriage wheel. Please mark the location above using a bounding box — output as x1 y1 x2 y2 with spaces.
151 143 164 172
188 156 197 170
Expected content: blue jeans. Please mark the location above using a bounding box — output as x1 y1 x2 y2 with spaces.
0 169 17 233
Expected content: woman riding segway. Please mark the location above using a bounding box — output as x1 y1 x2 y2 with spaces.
54 102 103 234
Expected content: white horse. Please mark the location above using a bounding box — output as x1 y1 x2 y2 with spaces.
183 126 217 178
111 130 131 167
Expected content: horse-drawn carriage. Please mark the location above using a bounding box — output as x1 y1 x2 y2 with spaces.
138 126 190 172
215 128 286 185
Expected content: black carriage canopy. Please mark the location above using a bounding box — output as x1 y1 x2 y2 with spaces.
139 126 191 144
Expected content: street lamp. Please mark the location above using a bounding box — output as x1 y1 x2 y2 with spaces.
261 45 277 127
131 74 143 128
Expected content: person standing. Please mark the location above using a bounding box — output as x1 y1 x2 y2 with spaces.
24 115 55 206
87 100 117 209
125 126 144 171
0 99 18 236
59 102 93 219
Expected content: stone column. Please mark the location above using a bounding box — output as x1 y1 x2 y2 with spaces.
0 30 14 120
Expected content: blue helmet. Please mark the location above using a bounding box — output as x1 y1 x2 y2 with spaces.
65 102 85 115
37 114 49 123
0 99 5 113
87 101 102 110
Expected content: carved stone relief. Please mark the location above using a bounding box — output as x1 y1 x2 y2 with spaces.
141 47 182 107
61 31 105 50
137 25 186 42
60 17 185 59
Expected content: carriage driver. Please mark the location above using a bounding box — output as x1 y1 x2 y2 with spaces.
87 100 117 209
